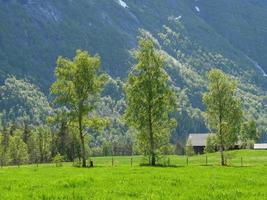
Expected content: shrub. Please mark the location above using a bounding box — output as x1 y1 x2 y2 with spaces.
53 153 64 167
73 158 82 167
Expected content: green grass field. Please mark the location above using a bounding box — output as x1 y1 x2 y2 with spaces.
1 150 267 200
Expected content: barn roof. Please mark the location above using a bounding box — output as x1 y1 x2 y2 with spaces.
188 133 214 146
188 133 243 147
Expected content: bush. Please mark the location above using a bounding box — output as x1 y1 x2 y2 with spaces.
73 158 82 167
53 153 64 167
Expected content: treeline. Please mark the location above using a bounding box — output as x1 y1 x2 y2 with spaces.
0 124 82 167
0 37 262 167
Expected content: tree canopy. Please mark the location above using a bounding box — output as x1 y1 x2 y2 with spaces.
50 50 107 167
0 76 52 126
125 38 177 166
203 69 243 165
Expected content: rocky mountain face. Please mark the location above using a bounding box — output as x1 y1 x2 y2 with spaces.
0 0 267 140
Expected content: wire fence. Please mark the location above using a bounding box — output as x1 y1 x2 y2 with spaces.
87 153 267 167
2 152 267 168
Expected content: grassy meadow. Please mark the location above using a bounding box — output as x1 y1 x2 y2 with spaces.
1 150 267 200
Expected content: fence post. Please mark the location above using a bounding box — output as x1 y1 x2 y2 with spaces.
186 156 189 166
112 157 114 167
131 157 133 167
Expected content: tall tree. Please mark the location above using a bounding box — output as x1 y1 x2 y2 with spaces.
34 126 52 163
27 133 40 164
51 50 107 167
203 69 242 166
9 132 28 166
125 38 176 166
22 121 31 144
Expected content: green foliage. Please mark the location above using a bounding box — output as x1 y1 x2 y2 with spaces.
53 153 64 167
33 126 52 163
27 132 40 164
204 134 217 153
50 50 107 167
90 96 134 156
48 109 82 161
8 131 28 166
0 1 267 167
160 144 175 156
0 76 52 126
203 69 243 165
1 0 267 149
241 140 255 150
240 119 260 143
125 38 177 165
157 17 267 141
185 138 194 157
0 126 10 166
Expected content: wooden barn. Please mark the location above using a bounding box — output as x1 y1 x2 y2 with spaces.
187 133 242 154
187 133 211 154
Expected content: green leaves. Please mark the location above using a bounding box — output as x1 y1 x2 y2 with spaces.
51 50 107 124
0 76 52 126
203 69 243 164
240 119 260 143
125 37 177 162
51 50 106 112
50 49 107 167
8 131 29 166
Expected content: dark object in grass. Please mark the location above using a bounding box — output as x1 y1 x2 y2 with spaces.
90 160 94 168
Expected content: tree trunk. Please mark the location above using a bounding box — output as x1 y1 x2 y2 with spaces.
148 104 156 166
151 152 156 166
79 117 86 167
80 134 86 167
220 143 225 166
219 115 225 166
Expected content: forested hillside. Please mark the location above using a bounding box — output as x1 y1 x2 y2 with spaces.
1 0 267 86
0 0 267 150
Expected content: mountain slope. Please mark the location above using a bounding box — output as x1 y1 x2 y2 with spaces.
196 0 267 74
0 0 267 140
1 0 267 88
